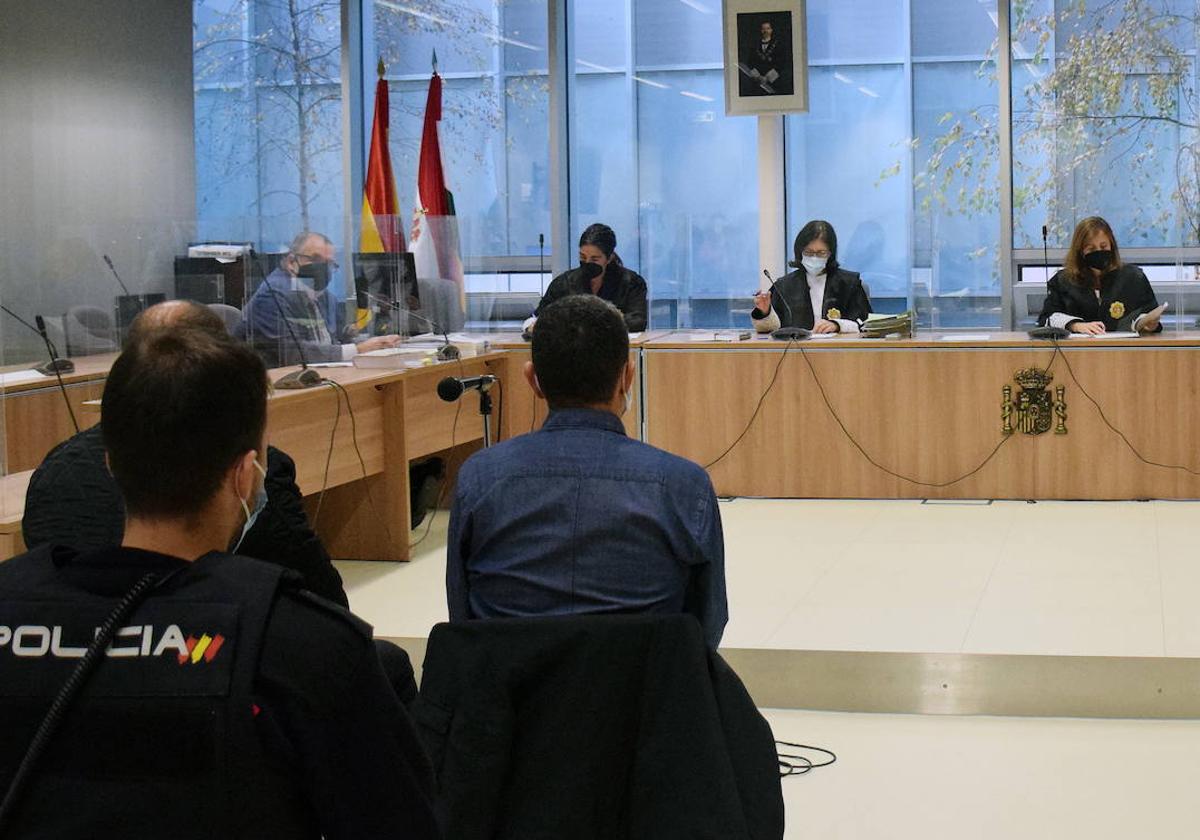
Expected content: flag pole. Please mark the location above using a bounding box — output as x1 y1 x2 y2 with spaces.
431 49 438 75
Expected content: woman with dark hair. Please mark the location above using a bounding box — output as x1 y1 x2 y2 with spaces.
526 224 649 332
752 220 871 334
1038 216 1163 335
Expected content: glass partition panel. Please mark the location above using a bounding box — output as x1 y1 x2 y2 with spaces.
1011 0 1200 331
193 0 345 247
570 0 760 329
784 0 1002 328
367 0 549 334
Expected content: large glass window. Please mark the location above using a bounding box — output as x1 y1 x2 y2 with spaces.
193 0 344 250
1013 0 1198 250
368 0 550 267
571 0 759 328
192 1 1199 331
1010 0 1200 327
786 0 1002 328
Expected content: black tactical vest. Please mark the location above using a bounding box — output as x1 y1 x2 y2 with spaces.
0 546 318 839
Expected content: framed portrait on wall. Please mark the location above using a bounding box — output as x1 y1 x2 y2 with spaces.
722 0 808 116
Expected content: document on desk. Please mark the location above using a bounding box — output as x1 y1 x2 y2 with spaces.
0 369 49 387
1067 332 1139 339
938 334 992 342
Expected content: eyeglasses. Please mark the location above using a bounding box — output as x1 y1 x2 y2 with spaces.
298 254 339 270
802 249 831 259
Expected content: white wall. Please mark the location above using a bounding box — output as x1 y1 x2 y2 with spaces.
0 0 196 360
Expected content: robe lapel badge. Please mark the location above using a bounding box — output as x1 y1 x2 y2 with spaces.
826 308 841 320
1109 301 1125 319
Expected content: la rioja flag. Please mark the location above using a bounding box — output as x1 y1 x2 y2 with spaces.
410 54 465 301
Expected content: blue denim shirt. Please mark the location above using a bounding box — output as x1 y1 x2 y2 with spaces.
447 408 727 647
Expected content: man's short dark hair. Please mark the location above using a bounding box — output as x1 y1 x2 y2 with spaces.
532 295 629 409
102 329 268 519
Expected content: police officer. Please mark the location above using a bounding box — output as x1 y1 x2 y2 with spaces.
0 328 439 838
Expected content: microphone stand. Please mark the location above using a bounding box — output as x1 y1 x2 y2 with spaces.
103 254 132 295
261 280 323 389
1042 224 1051 284
437 375 496 448
0 306 79 432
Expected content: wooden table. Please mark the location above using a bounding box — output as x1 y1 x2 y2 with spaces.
0 471 31 559
0 354 114 472
0 352 507 562
642 331 1200 500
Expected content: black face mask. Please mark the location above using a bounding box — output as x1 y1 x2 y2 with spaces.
1083 250 1113 272
296 261 331 291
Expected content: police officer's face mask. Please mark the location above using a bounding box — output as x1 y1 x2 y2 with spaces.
232 459 269 554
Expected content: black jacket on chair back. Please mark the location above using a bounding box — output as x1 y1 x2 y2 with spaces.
414 613 784 840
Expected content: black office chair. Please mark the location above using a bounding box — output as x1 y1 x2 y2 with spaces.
63 305 118 356
206 303 243 337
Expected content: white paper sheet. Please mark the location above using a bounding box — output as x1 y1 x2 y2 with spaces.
0 369 49 387
1067 332 1139 339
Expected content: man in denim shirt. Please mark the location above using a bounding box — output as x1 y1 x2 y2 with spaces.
446 295 727 647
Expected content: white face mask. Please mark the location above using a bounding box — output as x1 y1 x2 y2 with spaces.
623 384 633 415
801 255 828 275
233 459 268 553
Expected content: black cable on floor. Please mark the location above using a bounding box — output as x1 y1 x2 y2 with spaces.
776 740 837 777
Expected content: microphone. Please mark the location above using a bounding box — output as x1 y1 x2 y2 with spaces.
761 269 805 340
1028 224 1069 340
1042 224 1050 283
0 306 79 431
538 233 546 295
360 289 459 361
437 374 496 402
260 281 323 390
102 254 132 296
33 316 75 375
0 305 75 376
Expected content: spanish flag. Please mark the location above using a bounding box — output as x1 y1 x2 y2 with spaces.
361 62 404 254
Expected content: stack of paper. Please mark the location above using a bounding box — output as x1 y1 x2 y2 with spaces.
406 333 492 358
861 311 915 339
353 347 437 369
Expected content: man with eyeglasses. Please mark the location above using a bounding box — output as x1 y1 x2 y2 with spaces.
244 231 402 366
